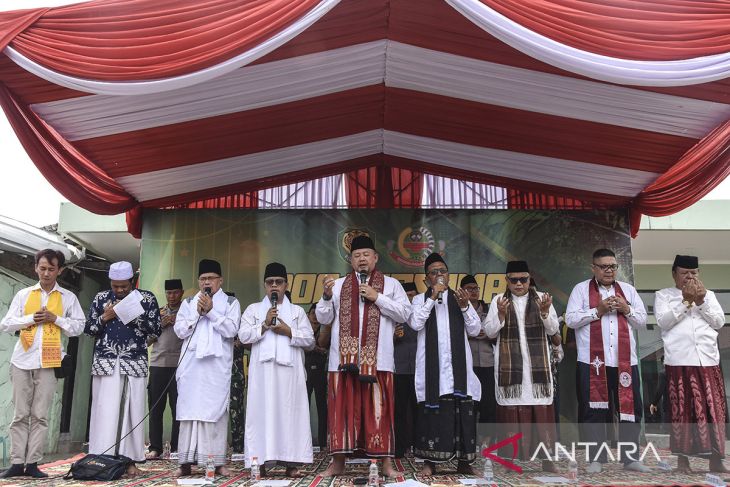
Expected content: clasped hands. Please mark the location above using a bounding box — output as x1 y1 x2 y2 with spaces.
32 306 57 325
596 295 630 317
681 278 706 306
261 306 292 337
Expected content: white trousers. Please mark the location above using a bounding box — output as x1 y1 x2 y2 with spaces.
88 361 146 462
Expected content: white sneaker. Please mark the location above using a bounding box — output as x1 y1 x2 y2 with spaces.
585 461 602 474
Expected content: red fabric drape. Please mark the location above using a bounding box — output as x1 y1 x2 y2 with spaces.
0 82 137 214
346 165 423 208
481 0 730 61
4 0 322 81
506 190 593 210
0 8 46 50
630 119 730 236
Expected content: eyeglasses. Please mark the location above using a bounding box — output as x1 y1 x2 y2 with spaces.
264 278 286 287
593 264 618 271
463 286 480 292
198 275 221 283
507 277 529 284
428 268 448 276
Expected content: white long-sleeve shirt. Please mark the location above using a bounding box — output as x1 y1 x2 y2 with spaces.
565 279 647 366
408 292 483 402
655 287 725 367
0 282 85 369
484 292 559 406
316 273 411 373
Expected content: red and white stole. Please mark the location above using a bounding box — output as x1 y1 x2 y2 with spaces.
338 269 384 381
588 279 635 422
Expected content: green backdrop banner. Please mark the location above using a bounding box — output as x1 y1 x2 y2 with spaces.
139 209 632 313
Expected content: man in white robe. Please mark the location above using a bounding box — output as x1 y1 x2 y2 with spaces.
408 253 482 475
484 261 560 472
239 262 315 477
174 259 241 477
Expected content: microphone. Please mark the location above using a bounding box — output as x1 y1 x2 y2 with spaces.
204 287 212 296
437 277 444 304
359 271 368 302
270 291 279 326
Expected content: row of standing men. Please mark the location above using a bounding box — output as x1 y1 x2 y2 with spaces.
0 238 726 478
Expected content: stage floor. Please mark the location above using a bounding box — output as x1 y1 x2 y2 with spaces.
0 449 728 486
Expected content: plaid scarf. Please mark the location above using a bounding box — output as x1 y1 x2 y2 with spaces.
424 288 468 408
498 288 551 399
338 269 384 382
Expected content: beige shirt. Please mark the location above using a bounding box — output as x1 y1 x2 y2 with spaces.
149 305 183 367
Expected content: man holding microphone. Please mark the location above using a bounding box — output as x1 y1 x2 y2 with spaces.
316 235 410 477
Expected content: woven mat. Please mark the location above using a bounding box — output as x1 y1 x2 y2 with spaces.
0 449 728 486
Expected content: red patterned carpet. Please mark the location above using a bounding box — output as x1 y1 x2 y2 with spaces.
0 450 728 486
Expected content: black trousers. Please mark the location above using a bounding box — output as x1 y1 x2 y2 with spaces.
147 366 179 453
473 366 496 424
306 366 328 448
576 363 643 464
394 373 418 458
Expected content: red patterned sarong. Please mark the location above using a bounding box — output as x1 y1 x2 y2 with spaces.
666 364 726 457
328 371 394 456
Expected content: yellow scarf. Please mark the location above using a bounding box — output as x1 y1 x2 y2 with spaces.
21 288 63 368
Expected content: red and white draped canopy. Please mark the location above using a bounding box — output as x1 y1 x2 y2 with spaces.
1 0 729 236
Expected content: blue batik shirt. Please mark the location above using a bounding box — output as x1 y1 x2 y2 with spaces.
85 289 161 377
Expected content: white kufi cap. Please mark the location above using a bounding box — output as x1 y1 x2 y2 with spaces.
109 261 134 280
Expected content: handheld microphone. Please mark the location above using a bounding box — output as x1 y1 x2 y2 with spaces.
204 287 212 296
359 271 368 302
437 277 444 304
270 291 279 325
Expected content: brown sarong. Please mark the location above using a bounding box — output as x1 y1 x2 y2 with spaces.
327 371 394 456
496 404 557 460
666 364 727 457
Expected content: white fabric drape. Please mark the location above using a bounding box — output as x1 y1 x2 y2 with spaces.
383 131 658 197
33 41 730 142
447 0 730 87
3 0 341 96
117 130 382 201
32 41 386 141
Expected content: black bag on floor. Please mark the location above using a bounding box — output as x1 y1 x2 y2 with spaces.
64 454 133 481
65 374 134 480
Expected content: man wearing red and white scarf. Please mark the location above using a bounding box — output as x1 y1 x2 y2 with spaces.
566 248 649 474
316 235 411 478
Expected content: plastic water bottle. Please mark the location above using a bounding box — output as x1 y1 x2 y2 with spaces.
162 441 171 460
368 459 379 487
567 460 578 482
482 457 494 485
250 456 260 481
205 455 215 481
